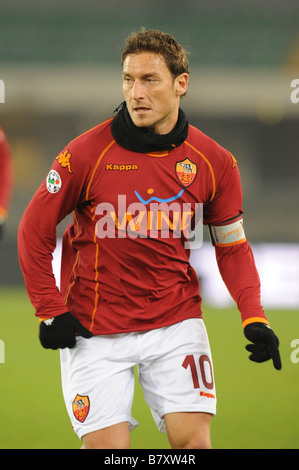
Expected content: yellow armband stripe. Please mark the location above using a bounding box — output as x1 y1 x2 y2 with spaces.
242 317 270 328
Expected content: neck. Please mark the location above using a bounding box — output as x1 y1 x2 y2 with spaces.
147 109 180 135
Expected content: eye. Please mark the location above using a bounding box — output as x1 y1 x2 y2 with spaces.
123 76 133 84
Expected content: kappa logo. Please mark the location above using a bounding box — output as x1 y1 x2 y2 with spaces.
175 158 197 188
72 394 90 423
105 163 138 172
56 149 73 174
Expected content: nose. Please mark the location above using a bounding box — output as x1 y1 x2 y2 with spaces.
131 80 145 101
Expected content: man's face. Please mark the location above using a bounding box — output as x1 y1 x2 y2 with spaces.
122 52 188 135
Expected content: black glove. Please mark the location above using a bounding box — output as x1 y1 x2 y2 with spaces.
0 222 4 240
244 322 281 370
39 312 93 350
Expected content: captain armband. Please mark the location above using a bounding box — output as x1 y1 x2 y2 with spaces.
209 218 246 247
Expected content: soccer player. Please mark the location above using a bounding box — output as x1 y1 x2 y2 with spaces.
18 29 281 449
0 126 13 240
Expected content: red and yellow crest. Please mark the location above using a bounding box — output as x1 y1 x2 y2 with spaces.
176 158 197 188
72 394 90 423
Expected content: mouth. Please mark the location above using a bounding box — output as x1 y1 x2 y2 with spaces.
133 106 151 115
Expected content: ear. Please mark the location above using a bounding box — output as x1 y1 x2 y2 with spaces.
175 73 189 97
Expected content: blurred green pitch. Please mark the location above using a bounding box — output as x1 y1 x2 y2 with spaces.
0 287 298 449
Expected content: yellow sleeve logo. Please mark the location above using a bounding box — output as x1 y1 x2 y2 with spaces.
56 149 73 174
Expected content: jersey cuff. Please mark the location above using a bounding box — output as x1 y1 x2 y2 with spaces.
0 206 7 222
242 317 270 328
37 311 69 322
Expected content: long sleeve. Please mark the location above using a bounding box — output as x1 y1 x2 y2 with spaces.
215 241 269 327
201 145 269 327
18 143 88 319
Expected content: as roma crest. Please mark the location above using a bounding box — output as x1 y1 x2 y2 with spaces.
176 158 197 188
72 394 90 423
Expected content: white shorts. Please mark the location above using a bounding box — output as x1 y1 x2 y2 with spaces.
60 318 216 440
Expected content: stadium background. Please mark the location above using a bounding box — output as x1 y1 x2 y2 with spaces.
0 0 298 449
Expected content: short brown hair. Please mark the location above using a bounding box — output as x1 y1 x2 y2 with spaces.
121 28 190 78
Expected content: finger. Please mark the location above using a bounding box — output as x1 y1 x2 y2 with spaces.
263 333 282 370
246 343 271 363
65 336 77 348
74 318 93 338
245 344 255 353
249 350 271 363
267 343 282 370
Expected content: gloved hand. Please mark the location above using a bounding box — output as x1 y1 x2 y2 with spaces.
244 322 281 370
39 312 93 350
0 221 4 240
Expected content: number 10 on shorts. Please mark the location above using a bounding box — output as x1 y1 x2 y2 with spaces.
182 354 215 398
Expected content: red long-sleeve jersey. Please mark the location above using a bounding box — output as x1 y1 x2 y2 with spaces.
18 118 268 334
0 127 13 220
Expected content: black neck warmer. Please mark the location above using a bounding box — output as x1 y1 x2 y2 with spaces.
111 102 189 153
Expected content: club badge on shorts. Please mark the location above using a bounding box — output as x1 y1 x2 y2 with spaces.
46 169 62 194
72 394 90 423
176 158 197 188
